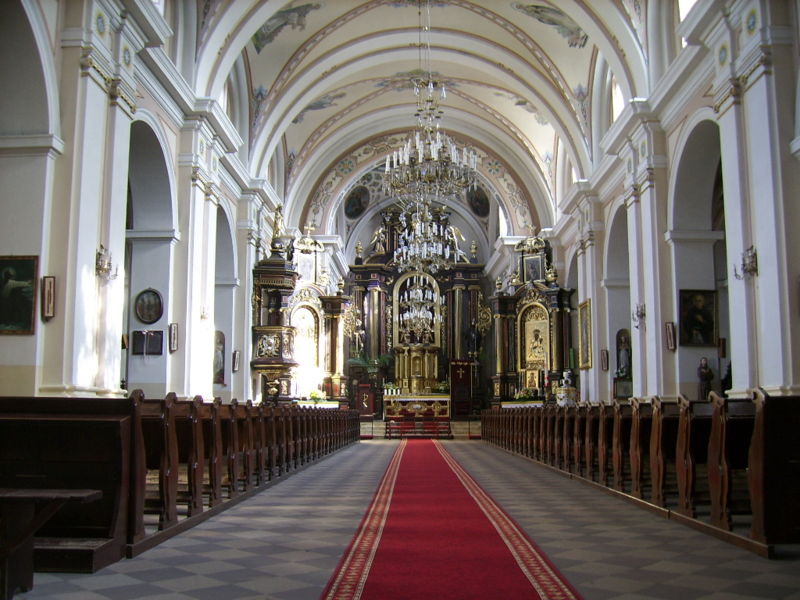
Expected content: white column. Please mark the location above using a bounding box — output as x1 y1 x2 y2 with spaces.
95 28 138 395
40 20 115 395
576 195 605 403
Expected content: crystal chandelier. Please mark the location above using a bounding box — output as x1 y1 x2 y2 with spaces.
393 202 459 274
398 274 443 343
383 1 478 202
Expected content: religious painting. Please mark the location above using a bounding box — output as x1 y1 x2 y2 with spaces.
520 303 549 371
0 256 37 335
679 289 717 346
523 254 545 283
344 185 369 220
466 186 490 218
578 299 592 369
134 288 163 324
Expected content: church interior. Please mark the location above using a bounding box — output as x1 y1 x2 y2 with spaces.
1 0 800 598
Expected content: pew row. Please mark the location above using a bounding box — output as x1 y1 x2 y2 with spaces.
0 393 360 575
481 390 800 557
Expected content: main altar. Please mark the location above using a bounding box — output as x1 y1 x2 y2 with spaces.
383 394 450 418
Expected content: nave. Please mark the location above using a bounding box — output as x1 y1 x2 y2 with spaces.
16 442 800 600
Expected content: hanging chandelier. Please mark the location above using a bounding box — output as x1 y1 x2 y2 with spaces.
383 1 478 202
398 274 443 344
393 202 459 274
384 0 477 275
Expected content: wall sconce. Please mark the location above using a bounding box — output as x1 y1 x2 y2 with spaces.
632 303 646 329
734 245 758 280
95 244 118 282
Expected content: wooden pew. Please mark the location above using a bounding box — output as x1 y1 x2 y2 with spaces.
629 397 653 500
235 400 257 491
217 402 241 498
553 407 563 468
139 395 179 531
562 406 574 472
196 399 222 507
274 406 288 474
1 489 101 600
0 396 138 572
649 397 680 508
597 403 614 488
250 404 268 486
612 399 632 493
676 395 713 518
173 396 204 517
707 392 755 532
262 405 279 479
583 404 598 481
571 404 585 476
748 389 800 547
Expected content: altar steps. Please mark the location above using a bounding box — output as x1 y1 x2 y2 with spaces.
359 419 481 440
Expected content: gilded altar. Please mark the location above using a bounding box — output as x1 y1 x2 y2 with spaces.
518 300 550 390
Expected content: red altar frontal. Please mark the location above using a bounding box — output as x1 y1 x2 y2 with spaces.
383 395 450 418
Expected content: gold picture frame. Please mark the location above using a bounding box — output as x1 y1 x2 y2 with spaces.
578 298 592 369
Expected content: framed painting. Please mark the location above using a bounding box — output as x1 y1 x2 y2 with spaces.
600 348 609 372
0 256 38 335
523 254 545 283
134 288 163 324
168 322 178 353
665 321 676 352
41 275 55 321
679 289 717 346
578 298 592 369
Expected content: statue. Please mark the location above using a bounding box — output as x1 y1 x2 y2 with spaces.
272 204 286 239
616 330 631 379
370 224 387 254
697 357 714 401
355 240 363 259
467 319 481 356
470 240 478 262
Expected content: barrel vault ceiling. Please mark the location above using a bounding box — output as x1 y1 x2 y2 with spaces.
195 0 650 258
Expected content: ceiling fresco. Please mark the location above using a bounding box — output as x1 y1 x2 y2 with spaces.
196 0 649 256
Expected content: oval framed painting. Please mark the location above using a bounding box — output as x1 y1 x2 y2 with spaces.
134 288 163 324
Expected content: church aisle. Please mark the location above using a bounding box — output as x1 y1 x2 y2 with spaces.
15 439 800 600
16 442 398 600
443 441 800 600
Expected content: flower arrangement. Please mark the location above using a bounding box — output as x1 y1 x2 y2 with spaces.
309 389 325 404
514 387 538 401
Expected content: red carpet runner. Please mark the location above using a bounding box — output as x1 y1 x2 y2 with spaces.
323 439 582 600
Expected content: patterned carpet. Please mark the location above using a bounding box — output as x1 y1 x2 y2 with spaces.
16 440 800 600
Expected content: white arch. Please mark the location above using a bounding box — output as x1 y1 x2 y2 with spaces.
129 111 178 232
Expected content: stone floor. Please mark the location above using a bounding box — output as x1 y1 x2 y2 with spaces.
16 440 800 600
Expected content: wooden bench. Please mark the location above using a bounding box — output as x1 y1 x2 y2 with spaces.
649 397 680 508
0 489 101 600
629 397 653 500
676 395 713 518
748 389 800 548
707 392 754 532
0 397 137 573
